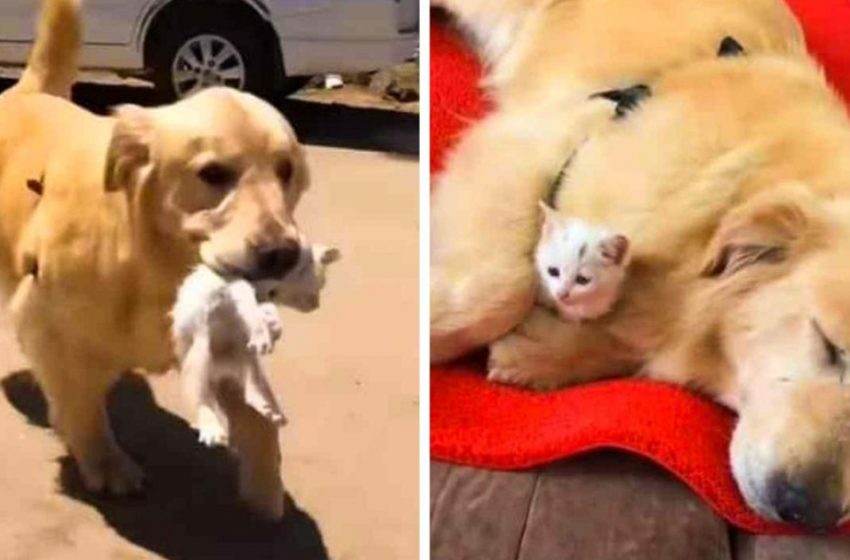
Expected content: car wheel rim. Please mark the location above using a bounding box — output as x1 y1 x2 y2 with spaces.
172 34 246 97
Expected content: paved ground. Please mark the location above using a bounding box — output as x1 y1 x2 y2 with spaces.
0 105 419 558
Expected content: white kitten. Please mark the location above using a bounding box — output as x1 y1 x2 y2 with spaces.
172 243 340 446
535 201 630 321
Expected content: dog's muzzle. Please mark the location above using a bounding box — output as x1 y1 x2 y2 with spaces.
254 238 301 280
767 473 844 531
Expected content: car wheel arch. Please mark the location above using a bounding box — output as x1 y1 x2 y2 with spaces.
139 0 287 85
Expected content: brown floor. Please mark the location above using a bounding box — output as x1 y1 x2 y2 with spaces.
432 454 850 560
0 146 419 560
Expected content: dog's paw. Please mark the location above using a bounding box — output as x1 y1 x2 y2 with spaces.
487 332 565 391
486 339 528 387
77 444 146 496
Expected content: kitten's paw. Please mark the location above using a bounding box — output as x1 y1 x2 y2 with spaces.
263 407 288 427
197 408 228 447
198 420 228 447
247 324 274 355
260 303 283 343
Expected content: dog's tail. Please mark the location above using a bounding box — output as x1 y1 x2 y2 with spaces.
15 0 81 98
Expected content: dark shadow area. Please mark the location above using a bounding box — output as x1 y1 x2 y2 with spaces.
277 97 418 156
2 370 329 560
0 78 418 156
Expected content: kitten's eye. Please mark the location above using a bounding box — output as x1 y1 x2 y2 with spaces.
547 267 560 278
198 163 237 188
576 274 591 286
814 321 845 369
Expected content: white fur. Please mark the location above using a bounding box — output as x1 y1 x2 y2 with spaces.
172 243 340 446
535 203 630 321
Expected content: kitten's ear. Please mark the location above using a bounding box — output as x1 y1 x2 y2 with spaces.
315 245 341 266
600 234 630 265
538 200 559 233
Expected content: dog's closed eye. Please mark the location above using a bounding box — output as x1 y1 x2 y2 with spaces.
814 320 847 373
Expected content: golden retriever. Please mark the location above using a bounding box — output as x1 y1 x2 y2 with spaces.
432 0 850 530
0 0 310 520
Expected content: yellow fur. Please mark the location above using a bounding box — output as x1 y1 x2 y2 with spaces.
434 0 850 524
0 0 308 520
14 0 81 98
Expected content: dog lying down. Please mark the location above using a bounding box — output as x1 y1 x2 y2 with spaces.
172 241 340 446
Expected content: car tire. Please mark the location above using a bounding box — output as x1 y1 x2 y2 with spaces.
150 13 276 101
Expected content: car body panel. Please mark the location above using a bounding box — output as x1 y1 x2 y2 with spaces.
0 0 418 77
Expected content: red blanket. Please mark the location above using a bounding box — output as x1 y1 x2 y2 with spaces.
430 0 850 535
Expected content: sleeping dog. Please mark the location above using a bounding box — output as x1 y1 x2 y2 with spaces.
432 0 850 530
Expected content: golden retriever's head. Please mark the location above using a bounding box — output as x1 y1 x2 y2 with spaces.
700 184 850 529
105 87 309 280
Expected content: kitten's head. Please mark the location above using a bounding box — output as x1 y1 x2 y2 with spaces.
535 201 628 305
256 244 341 312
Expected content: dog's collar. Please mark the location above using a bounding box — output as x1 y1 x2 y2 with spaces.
546 84 652 206
590 84 652 119
718 36 745 57
27 174 45 196
546 35 744 207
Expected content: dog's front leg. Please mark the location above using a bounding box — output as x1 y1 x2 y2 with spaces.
217 379 286 520
10 280 144 495
431 97 618 363
33 356 144 495
488 306 639 390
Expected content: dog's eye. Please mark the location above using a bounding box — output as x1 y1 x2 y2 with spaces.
277 160 294 184
198 163 236 188
814 321 846 369
576 274 591 286
547 267 560 278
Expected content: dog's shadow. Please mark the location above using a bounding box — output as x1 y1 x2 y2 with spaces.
1 370 330 560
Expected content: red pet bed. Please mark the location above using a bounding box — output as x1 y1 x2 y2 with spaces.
430 0 850 535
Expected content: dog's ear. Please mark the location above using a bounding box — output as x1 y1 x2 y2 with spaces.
105 105 154 192
701 186 816 277
291 144 311 195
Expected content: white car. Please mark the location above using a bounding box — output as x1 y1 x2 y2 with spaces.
0 0 419 99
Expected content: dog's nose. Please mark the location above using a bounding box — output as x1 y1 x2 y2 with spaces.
769 476 843 531
255 239 300 279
